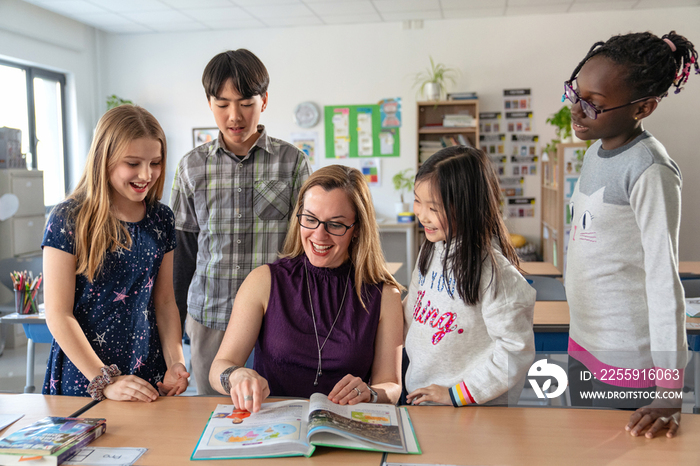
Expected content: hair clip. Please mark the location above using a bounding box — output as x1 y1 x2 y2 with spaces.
663 38 677 52
561 93 566 102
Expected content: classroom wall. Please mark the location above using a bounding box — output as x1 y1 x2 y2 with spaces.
100 6 700 259
3 2 699 259
0 0 101 187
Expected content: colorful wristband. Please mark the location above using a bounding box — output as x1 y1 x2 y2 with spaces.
449 381 476 407
87 364 121 400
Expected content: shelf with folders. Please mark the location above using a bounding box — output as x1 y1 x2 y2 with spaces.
417 100 479 166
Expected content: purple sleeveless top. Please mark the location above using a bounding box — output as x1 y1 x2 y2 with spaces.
254 255 382 398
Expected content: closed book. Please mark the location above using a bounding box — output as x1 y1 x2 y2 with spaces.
0 417 105 456
0 424 106 466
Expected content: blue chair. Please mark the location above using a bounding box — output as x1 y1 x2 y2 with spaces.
526 276 566 301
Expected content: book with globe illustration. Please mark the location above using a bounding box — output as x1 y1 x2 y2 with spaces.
191 393 420 460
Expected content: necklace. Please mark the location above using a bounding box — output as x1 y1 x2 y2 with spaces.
304 258 352 386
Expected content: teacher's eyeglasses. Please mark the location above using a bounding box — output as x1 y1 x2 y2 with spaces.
563 80 663 120
297 214 355 236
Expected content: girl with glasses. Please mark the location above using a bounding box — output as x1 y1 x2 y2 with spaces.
209 165 403 412
564 31 698 439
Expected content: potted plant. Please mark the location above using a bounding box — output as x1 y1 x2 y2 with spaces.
106 94 133 110
392 169 414 215
412 57 459 101
542 105 572 159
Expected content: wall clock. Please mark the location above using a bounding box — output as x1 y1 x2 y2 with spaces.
293 101 320 128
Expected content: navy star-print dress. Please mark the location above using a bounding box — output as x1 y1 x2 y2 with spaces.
41 200 177 396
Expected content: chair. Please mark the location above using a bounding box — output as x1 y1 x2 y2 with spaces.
681 278 700 298
526 275 566 301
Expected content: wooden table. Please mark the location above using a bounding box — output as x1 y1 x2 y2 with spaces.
521 261 562 277
0 394 94 437
534 301 700 413
522 261 700 278
533 300 700 334
80 396 382 465
679 261 700 277
386 405 700 466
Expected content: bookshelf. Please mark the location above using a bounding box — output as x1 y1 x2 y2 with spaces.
414 100 480 264
540 142 587 274
417 100 479 167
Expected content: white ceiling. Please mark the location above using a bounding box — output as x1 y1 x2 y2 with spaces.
20 0 700 34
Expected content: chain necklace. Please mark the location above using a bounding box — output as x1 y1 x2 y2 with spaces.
304 258 352 386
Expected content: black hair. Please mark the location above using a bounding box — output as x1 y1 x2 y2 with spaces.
569 31 698 99
415 146 519 305
202 49 269 100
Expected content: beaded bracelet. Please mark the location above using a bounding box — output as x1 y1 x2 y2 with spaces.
87 364 121 400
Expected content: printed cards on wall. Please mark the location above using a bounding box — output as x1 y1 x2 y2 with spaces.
290 132 319 167
360 159 380 187
324 104 400 158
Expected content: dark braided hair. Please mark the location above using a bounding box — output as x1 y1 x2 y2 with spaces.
569 31 699 99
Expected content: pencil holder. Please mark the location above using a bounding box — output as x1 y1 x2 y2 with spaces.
15 287 39 315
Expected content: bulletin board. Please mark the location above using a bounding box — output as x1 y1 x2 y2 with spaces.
324 105 400 158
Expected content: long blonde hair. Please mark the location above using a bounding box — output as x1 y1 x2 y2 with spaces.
281 165 403 308
67 105 167 282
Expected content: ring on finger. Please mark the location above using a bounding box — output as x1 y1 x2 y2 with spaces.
354 387 362 397
244 395 253 401
658 414 680 425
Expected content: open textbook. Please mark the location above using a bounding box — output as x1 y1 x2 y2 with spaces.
191 393 420 460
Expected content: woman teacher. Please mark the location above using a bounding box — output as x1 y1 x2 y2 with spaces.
209 165 404 412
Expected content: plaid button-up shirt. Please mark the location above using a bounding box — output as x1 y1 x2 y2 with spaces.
171 126 311 330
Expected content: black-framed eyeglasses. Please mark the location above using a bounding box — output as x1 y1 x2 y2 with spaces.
563 80 663 120
297 214 356 237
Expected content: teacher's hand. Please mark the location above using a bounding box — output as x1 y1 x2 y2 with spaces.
328 374 371 405
228 368 270 413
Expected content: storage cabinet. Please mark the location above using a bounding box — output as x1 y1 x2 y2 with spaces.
416 100 479 167
540 143 587 275
0 170 45 304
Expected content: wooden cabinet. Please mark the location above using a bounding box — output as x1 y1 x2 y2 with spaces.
540 143 587 274
416 100 479 167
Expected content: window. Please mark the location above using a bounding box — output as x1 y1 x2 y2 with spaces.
0 60 68 207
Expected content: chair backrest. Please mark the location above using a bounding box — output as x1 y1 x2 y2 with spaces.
681 278 700 298
0 256 43 293
526 275 566 301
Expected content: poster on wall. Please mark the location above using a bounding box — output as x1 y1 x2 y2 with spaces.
290 131 319 167
360 159 381 187
503 89 531 111
324 104 400 158
508 197 536 218
192 127 218 148
379 98 402 128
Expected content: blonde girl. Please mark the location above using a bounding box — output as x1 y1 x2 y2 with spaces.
42 105 188 401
